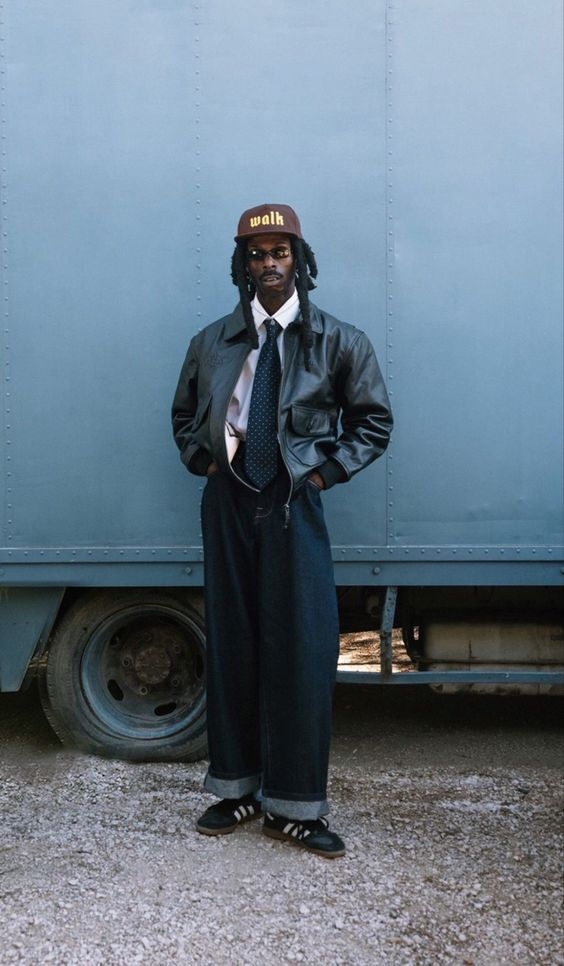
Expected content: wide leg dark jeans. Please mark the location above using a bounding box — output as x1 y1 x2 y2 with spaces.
201 463 340 820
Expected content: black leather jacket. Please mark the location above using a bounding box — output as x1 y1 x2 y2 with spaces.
172 301 392 497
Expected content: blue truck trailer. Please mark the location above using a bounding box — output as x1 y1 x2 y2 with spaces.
1 0 562 759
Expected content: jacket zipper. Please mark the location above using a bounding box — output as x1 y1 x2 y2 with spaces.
278 331 294 529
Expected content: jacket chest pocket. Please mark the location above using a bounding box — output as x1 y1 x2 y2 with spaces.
288 404 338 467
291 405 334 436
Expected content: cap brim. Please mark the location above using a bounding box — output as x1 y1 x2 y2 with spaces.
234 230 301 243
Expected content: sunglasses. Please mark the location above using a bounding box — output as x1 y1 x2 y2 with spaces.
245 246 292 262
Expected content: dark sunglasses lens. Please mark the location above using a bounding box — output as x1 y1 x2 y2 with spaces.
246 247 291 261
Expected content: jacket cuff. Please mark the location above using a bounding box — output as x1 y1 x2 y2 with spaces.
187 447 213 476
316 459 348 490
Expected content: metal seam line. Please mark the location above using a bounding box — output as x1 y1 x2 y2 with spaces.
193 1 205 540
0 1 10 548
385 0 395 549
0 547 560 562
193 2 202 328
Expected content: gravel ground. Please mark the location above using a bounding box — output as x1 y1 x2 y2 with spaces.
0 685 562 965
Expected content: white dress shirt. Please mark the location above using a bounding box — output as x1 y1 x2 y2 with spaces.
225 290 300 462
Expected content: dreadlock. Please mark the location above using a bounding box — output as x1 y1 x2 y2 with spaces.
231 242 259 350
230 237 318 370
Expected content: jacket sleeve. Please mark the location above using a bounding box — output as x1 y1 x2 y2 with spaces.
171 336 213 476
324 330 393 485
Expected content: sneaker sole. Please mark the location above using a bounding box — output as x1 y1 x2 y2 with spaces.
196 811 261 837
263 826 346 859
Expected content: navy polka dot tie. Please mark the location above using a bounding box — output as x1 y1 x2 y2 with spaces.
244 319 282 489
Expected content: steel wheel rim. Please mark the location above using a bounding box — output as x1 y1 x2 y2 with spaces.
80 604 206 740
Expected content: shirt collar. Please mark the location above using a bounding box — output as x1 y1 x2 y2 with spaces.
251 290 299 331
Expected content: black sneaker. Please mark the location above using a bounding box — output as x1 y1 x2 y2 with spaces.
196 794 261 836
263 812 346 859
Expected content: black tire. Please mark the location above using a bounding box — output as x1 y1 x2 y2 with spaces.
39 590 207 761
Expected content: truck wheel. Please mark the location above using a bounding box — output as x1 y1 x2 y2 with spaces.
39 590 207 761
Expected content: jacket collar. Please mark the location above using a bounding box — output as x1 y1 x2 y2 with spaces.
223 301 323 341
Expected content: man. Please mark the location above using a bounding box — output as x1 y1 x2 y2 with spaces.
172 204 392 859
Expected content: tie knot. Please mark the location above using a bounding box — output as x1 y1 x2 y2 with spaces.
265 318 281 340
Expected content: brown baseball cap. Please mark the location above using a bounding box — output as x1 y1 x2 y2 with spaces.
235 203 303 242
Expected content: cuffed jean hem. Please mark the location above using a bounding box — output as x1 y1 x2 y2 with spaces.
262 797 330 820
204 770 261 799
